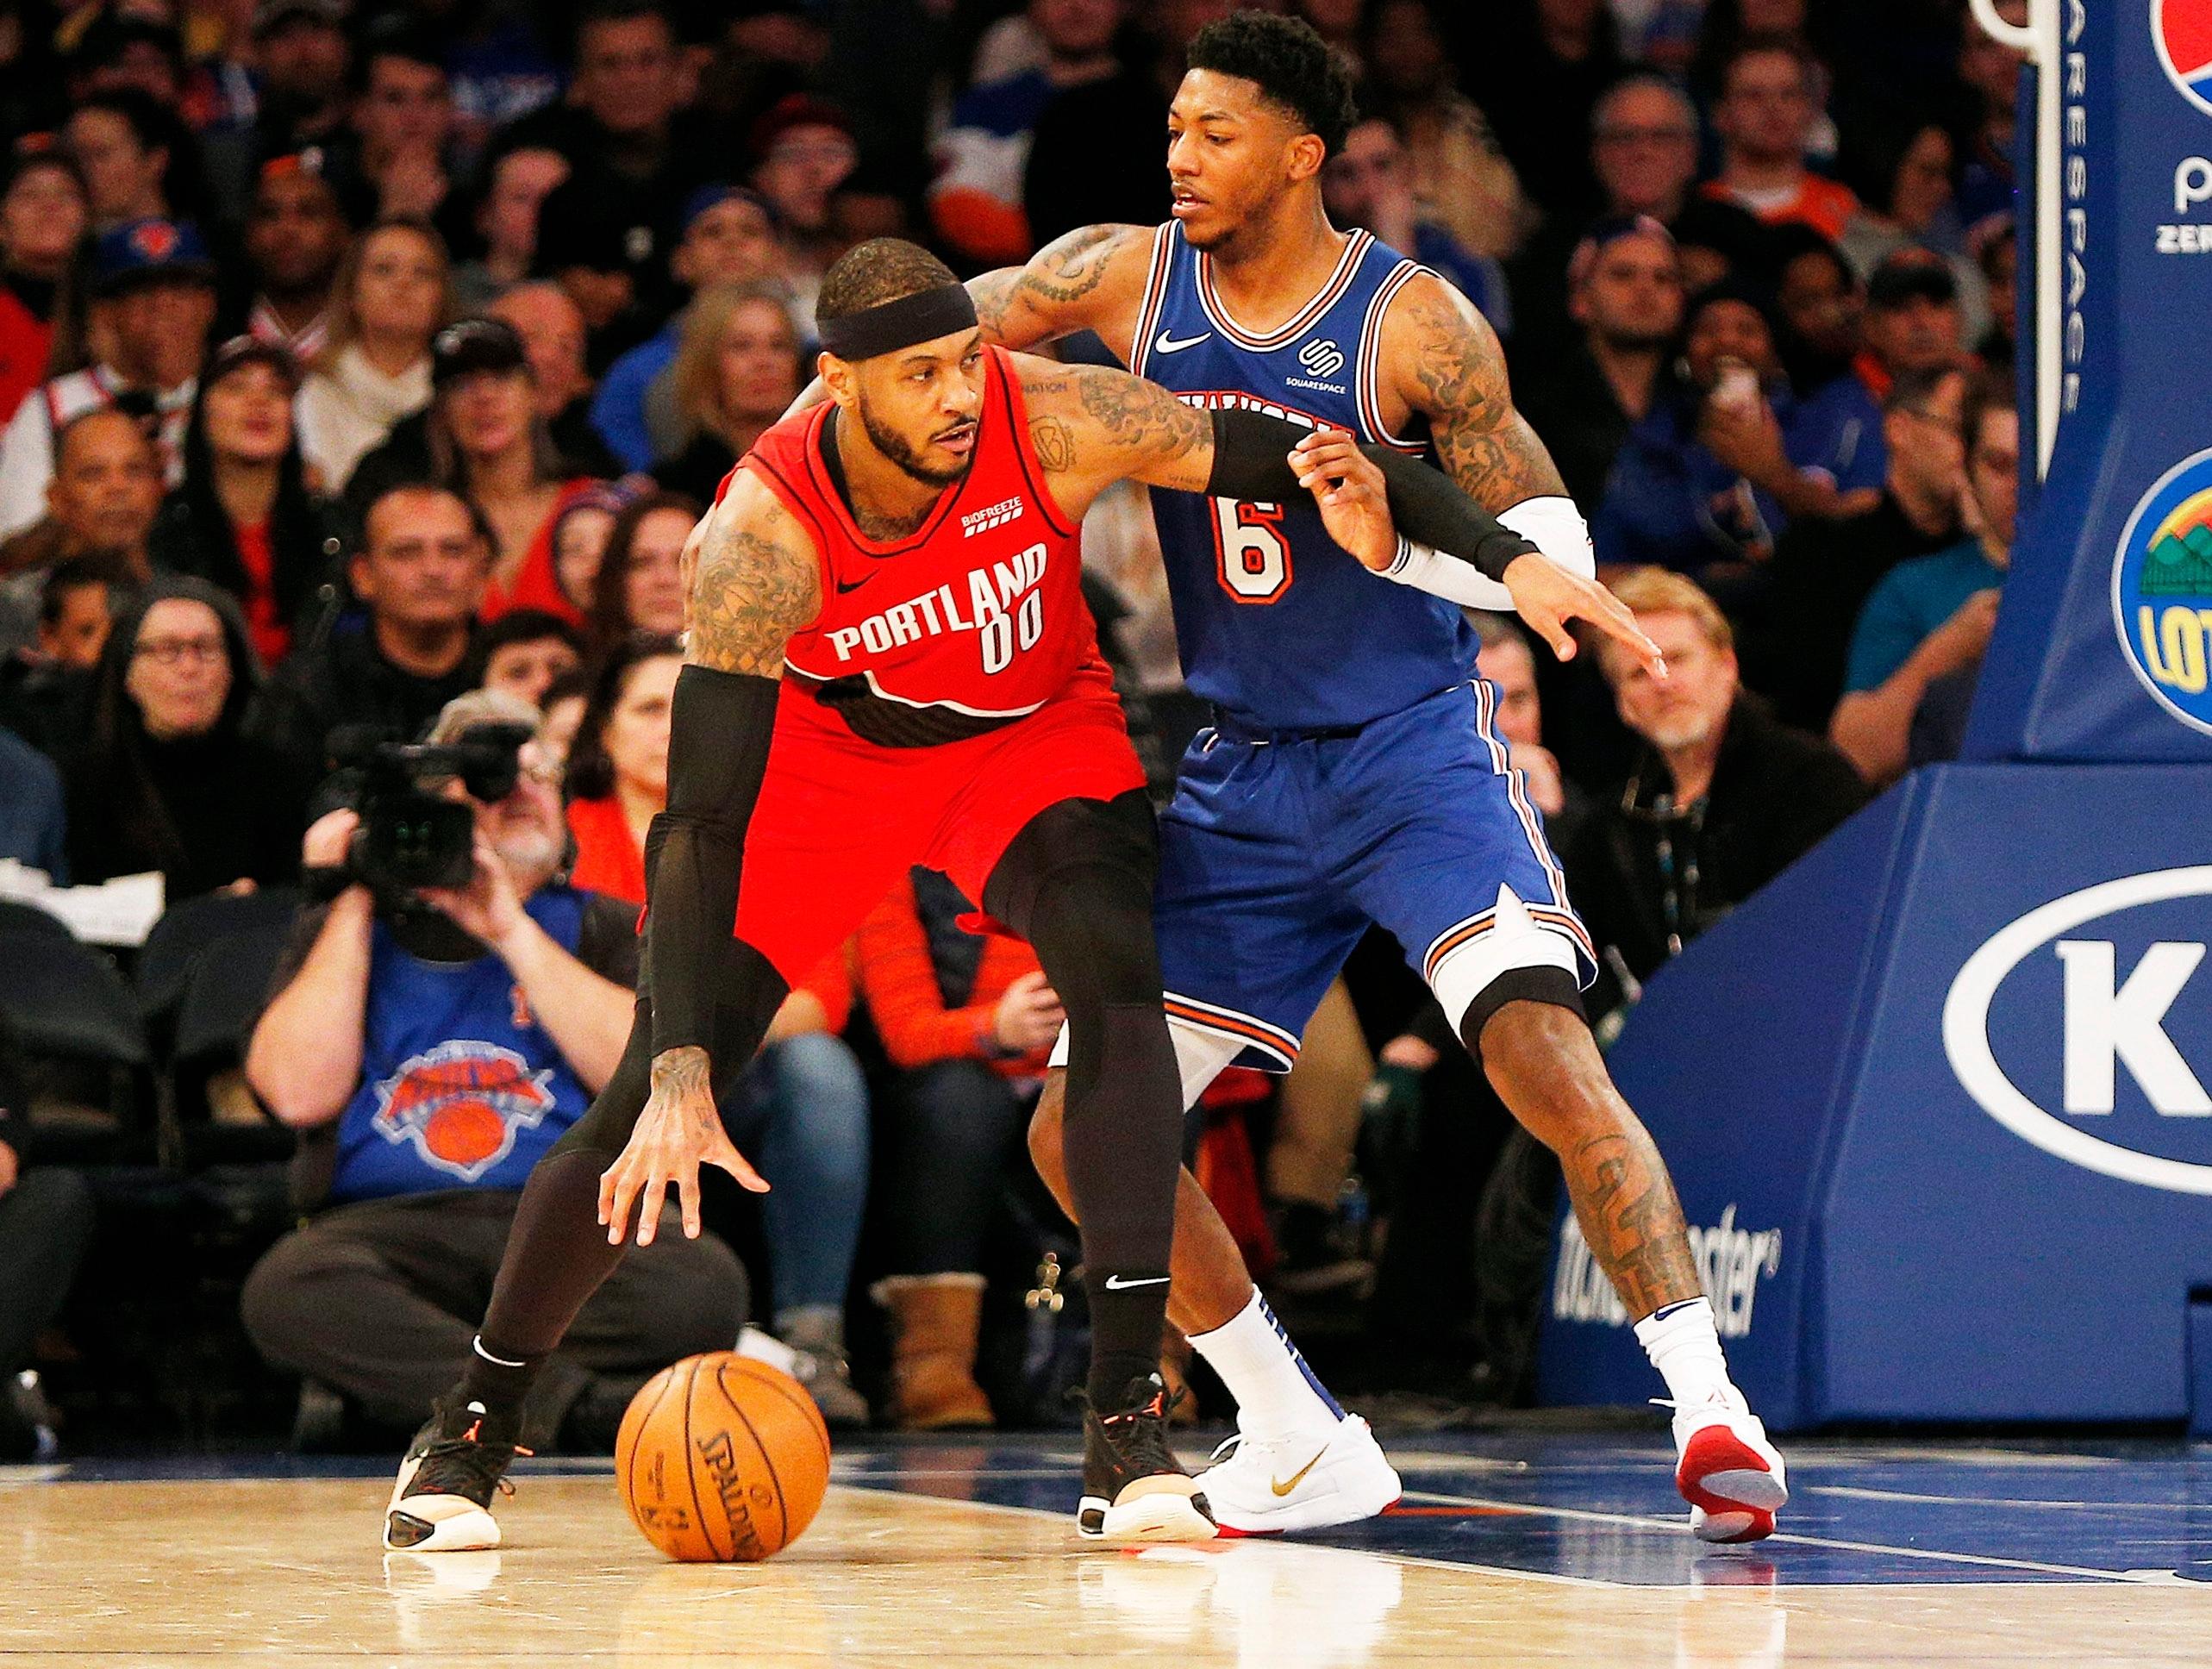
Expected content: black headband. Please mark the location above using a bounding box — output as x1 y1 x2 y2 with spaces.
816 283 979 362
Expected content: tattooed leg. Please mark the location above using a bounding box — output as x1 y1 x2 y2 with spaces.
1471 999 1702 1319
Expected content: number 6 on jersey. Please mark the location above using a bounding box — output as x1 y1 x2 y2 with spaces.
1211 498 1291 603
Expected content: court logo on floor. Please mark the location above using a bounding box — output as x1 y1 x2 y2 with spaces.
2114 447 2212 735
2155 1 2212 121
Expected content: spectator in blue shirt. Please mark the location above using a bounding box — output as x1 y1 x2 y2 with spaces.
1593 280 1884 582
589 185 786 472
0 726 66 882
239 689 747 1450
1831 369 2015 783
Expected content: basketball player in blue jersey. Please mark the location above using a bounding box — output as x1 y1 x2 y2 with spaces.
968 12 1789 1543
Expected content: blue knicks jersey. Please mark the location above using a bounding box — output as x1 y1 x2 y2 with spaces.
328 887 595 1203
1128 223 1479 730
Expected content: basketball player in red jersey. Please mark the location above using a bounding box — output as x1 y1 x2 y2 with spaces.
382 238 1652 1553
957 13 1790 1545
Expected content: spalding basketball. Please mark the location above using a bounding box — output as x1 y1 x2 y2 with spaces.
616 1353 831 1561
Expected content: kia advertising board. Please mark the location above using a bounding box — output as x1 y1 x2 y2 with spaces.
1540 769 2212 1428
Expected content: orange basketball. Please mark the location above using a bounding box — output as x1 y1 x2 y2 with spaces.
616 1352 831 1562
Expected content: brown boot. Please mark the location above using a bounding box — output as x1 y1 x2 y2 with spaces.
873 1274 995 1430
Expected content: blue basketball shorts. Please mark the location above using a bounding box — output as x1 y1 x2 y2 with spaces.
1144 679 1595 1095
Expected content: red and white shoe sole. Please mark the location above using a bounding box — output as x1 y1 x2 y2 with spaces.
1678 1425 1786 1544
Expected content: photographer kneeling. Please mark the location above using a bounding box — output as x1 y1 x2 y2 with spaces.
240 691 747 1451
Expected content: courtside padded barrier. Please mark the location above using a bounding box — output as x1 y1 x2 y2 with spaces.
1540 766 2212 1428
1541 3 2212 1428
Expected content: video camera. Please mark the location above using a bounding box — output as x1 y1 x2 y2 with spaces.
329 722 539 893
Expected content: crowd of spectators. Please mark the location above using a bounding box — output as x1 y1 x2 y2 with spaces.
0 0 2023 1454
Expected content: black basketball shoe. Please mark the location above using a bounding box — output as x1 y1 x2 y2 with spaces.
384 1397 531 1552
1078 1372 1216 1544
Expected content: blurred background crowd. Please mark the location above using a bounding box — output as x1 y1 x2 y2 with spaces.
0 0 2025 1458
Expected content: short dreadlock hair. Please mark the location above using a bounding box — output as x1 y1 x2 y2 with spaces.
815 238 962 324
1186 10 1359 160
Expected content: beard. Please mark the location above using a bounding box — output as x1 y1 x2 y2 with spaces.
859 400 974 487
1640 709 1720 753
491 822 565 880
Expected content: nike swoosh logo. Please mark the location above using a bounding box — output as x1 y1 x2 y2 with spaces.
834 573 880 594
1100 1273 1170 1291
1271 1447 1328 1497
1153 328 1212 355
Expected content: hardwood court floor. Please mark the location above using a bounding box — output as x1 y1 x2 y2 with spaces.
3 1435 2209 1666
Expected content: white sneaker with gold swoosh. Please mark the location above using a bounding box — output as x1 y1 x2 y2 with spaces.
1193 1415 1401 1535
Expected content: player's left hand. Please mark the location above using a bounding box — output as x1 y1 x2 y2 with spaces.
1290 429 1397 572
1504 554 1667 680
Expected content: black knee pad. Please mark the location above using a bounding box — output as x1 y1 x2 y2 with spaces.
1022 863 1161 1010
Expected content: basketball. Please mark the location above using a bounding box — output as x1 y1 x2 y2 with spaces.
615 1353 832 1562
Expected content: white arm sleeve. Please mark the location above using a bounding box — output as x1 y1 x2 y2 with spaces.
1377 494 1594 614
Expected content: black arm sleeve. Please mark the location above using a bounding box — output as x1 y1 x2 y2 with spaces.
642 663 783 1057
1204 408 1539 581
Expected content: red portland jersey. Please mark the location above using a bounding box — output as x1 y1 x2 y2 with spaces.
734 346 1103 747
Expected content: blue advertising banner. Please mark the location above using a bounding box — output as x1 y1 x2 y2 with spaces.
1540 767 2212 1428
1967 0 2212 762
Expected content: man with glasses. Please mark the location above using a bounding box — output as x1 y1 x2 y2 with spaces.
747 95 861 322
1742 366 1967 730
1509 73 1709 365
1830 369 2016 784
240 689 750 1453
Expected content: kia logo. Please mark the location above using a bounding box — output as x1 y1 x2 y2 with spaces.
1943 868 2212 1195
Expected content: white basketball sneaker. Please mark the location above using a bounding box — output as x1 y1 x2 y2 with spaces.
1669 1391 1787 1543
383 1398 527 1553
1194 1414 1402 1535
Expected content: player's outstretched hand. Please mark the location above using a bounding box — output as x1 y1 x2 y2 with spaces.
1290 429 1397 572
1505 554 1667 680
600 1045 770 1247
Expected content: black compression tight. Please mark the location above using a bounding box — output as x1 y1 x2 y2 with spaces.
983 791 1184 1406
469 937 786 1387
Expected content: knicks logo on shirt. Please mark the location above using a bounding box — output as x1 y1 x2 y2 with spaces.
371 1041 556 1183
826 541 1047 675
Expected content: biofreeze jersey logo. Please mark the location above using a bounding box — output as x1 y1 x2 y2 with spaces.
827 541 1047 675
961 495 1025 537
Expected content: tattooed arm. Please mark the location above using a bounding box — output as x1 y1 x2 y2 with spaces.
1372 272 1660 666
969 223 1157 360
780 226 1155 419
601 477 820 1247
1381 271 1567 509
678 473 822 675
1016 356 1408 571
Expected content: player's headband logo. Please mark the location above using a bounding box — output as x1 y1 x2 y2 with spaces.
817 284 979 363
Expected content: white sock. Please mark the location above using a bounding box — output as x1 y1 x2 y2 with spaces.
1188 1288 1345 1440
1633 1297 1736 1410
